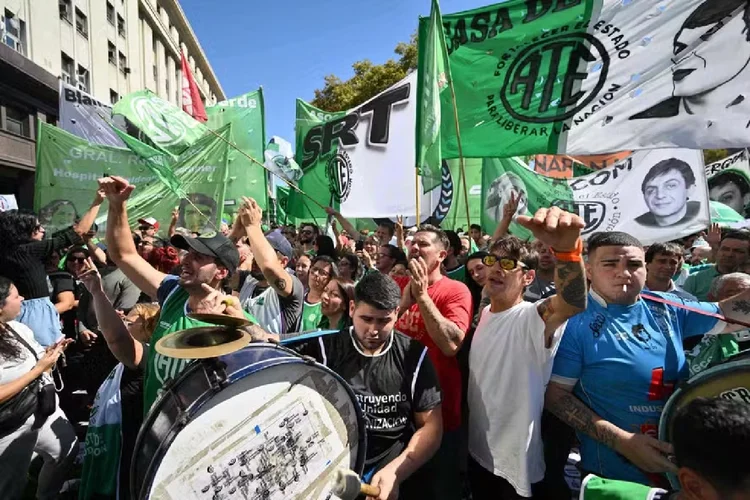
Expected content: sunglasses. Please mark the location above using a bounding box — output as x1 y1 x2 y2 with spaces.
69 256 87 264
482 254 528 271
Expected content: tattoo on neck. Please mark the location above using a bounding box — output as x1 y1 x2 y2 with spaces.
731 299 750 315
556 261 587 309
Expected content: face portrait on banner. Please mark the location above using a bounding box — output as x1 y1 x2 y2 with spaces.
634 158 700 228
484 172 528 224
708 170 750 216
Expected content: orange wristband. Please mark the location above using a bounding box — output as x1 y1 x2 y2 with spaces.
551 238 583 262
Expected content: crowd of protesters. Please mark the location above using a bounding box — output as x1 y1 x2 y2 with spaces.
0 176 749 500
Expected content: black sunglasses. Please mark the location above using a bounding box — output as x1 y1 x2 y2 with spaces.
482 254 528 271
69 256 87 263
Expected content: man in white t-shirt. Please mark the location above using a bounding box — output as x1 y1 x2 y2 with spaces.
468 206 587 499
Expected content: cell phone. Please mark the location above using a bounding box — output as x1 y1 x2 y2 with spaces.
355 240 364 251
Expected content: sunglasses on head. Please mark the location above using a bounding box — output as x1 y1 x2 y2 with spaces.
482 254 528 271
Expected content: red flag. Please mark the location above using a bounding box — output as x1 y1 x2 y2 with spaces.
181 51 207 122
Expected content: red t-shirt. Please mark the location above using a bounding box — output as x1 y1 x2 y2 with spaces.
393 275 472 432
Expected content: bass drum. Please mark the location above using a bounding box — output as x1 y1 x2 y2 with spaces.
659 351 750 489
132 343 366 500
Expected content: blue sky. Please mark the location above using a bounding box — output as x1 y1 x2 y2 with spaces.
181 0 483 143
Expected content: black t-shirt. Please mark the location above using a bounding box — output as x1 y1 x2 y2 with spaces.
299 328 441 472
48 270 80 339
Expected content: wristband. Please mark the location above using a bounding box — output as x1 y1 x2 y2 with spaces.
551 238 583 262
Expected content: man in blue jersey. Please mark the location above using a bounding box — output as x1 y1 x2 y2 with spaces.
545 232 750 488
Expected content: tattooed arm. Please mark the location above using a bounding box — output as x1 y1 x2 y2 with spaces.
719 289 750 333
537 258 587 345
545 382 676 474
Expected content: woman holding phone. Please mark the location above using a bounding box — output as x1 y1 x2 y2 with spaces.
0 276 77 500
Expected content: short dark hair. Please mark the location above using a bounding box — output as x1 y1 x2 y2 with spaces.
672 397 750 495
354 272 401 311
444 230 462 254
312 255 339 278
377 221 395 239
587 232 643 255
709 171 750 196
722 230 750 244
416 224 450 251
470 224 482 232
490 235 538 271
641 158 696 193
645 242 684 263
381 244 406 263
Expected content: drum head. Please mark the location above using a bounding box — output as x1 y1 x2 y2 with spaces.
137 346 365 500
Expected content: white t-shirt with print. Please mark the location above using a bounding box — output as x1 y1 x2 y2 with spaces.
468 301 565 498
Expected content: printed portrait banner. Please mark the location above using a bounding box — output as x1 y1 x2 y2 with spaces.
206 89 268 212
481 149 709 245
290 72 453 224
59 81 125 148
421 0 750 158
34 123 229 236
704 149 750 218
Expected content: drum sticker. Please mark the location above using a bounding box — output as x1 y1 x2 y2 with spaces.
720 387 750 404
150 372 352 500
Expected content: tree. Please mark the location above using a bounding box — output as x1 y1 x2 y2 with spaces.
704 149 729 164
311 33 417 112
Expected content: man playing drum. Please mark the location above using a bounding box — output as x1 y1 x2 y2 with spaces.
98 176 257 412
285 271 443 500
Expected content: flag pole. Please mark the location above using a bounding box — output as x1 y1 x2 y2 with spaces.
415 166 422 227
447 83 471 230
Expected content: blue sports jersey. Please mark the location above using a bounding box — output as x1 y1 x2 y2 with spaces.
551 290 724 485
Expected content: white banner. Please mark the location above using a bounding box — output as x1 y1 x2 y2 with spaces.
59 81 125 147
0 195 18 211
705 150 750 218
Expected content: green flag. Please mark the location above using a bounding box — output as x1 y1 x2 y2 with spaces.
416 0 452 194
113 90 207 157
206 89 268 213
112 127 187 198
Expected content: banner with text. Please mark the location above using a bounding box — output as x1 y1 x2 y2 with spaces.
290 72 454 225
482 150 709 245
59 81 125 147
704 149 750 219
532 152 633 178
421 0 750 157
35 123 229 235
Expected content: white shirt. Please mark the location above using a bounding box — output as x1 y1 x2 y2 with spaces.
467 301 565 497
0 321 44 384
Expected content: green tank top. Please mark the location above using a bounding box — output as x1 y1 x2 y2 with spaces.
143 283 256 413
301 300 322 331
581 475 670 500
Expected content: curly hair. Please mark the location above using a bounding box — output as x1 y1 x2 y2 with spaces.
0 210 39 254
147 245 180 274
0 276 22 361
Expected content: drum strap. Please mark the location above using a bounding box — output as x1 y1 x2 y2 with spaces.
640 293 750 330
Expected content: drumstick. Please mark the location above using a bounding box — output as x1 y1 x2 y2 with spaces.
332 468 381 499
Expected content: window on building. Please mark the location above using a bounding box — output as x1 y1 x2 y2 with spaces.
59 0 72 24
117 14 125 37
110 89 119 105
153 65 158 82
106 2 115 25
75 8 87 38
76 65 89 92
119 52 127 74
165 78 170 97
4 104 30 138
108 41 116 65
61 52 73 84
3 9 26 55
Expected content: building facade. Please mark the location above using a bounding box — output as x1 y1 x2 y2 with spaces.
0 0 225 208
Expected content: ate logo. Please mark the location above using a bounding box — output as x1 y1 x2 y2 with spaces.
551 199 605 235
500 33 609 123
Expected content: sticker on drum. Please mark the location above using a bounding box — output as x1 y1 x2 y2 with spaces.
133 344 365 500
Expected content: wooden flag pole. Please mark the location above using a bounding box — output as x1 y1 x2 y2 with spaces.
447 82 472 230
415 166 422 228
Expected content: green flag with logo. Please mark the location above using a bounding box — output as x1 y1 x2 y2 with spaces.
206 89 268 213
113 90 207 157
35 122 230 236
416 0 453 194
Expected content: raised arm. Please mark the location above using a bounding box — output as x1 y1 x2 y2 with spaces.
516 207 587 344
240 197 295 298
395 215 405 252
73 188 105 237
78 259 143 369
325 207 361 241
100 176 166 299
168 206 179 238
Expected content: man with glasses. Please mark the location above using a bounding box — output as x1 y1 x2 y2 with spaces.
376 244 405 275
468 207 588 500
298 223 319 255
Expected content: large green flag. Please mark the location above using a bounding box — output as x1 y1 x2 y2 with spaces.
206 89 268 212
416 0 453 194
113 90 207 157
35 122 229 236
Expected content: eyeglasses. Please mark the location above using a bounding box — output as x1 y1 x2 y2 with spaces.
69 257 87 264
481 254 528 271
310 267 331 277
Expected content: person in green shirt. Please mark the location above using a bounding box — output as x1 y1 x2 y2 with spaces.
98 176 257 412
683 231 750 300
301 255 337 331
318 278 355 330
580 397 750 499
